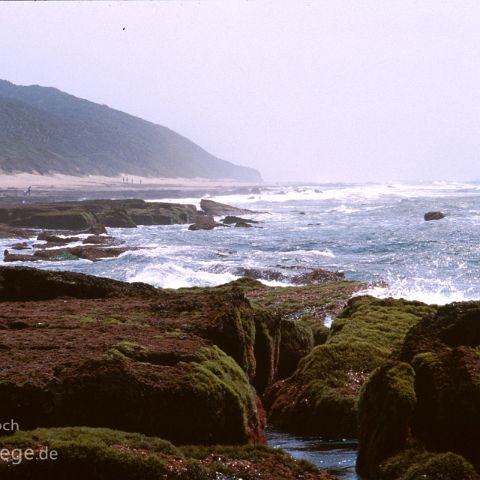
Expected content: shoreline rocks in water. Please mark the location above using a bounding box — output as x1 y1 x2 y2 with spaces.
222 215 259 225
424 211 445 221
0 199 197 230
4 245 133 262
200 198 256 216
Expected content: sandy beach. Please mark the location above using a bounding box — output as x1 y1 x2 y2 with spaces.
0 172 260 192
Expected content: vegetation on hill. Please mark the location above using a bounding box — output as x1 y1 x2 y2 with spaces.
0 79 261 181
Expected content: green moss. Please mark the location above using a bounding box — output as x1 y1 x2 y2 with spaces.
356 362 417 477
186 346 256 411
331 296 436 354
378 449 478 480
183 346 259 443
269 296 435 437
79 315 97 324
106 341 147 363
0 427 174 480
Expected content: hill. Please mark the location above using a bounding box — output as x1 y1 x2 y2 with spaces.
0 80 261 182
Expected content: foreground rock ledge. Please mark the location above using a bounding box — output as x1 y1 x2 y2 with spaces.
0 427 335 480
0 267 284 445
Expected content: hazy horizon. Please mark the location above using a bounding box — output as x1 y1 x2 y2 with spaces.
2 1 480 183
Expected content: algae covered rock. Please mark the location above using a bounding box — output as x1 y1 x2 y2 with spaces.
266 295 435 437
0 268 282 445
377 450 478 480
356 300 480 478
402 302 480 471
0 427 334 480
356 362 417 477
277 318 315 379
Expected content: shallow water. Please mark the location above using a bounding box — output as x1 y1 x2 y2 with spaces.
266 427 360 479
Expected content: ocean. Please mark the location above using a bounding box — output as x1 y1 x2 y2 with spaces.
5 181 480 305
3 181 480 478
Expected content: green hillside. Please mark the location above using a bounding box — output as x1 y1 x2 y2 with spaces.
0 80 261 182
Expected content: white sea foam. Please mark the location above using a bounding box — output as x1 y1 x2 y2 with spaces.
127 262 238 288
359 284 472 305
283 248 335 258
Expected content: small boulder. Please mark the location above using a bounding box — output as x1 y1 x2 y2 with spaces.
188 215 217 231
200 199 255 216
223 216 258 225
235 221 253 228
424 211 445 221
292 268 345 285
10 242 30 251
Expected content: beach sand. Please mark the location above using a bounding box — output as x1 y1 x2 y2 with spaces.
0 172 259 192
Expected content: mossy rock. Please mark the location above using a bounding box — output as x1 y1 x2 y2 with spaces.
0 271 284 445
357 300 480 477
266 296 435 438
356 361 417 477
377 449 479 480
0 427 334 479
277 318 315 379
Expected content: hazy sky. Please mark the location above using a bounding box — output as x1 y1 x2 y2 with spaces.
2 1 480 183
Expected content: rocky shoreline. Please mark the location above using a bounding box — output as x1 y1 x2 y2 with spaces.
0 199 478 479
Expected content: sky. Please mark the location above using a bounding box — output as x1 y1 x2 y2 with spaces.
1 1 480 183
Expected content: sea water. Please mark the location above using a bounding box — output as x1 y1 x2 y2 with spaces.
3 181 480 478
5 181 480 305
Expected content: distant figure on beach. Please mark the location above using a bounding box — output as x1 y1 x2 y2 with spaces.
23 186 31 197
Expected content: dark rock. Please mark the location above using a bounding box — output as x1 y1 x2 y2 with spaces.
356 361 417 477
10 242 30 250
0 266 156 301
0 199 197 231
277 319 315 379
4 246 132 263
82 235 122 246
68 246 131 261
0 224 36 239
357 300 480 477
235 268 286 282
37 234 81 244
0 272 284 445
87 223 108 235
188 214 217 230
223 215 259 225
235 221 253 228
424 211 445 221
291 268 345 285
200 199 255 216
